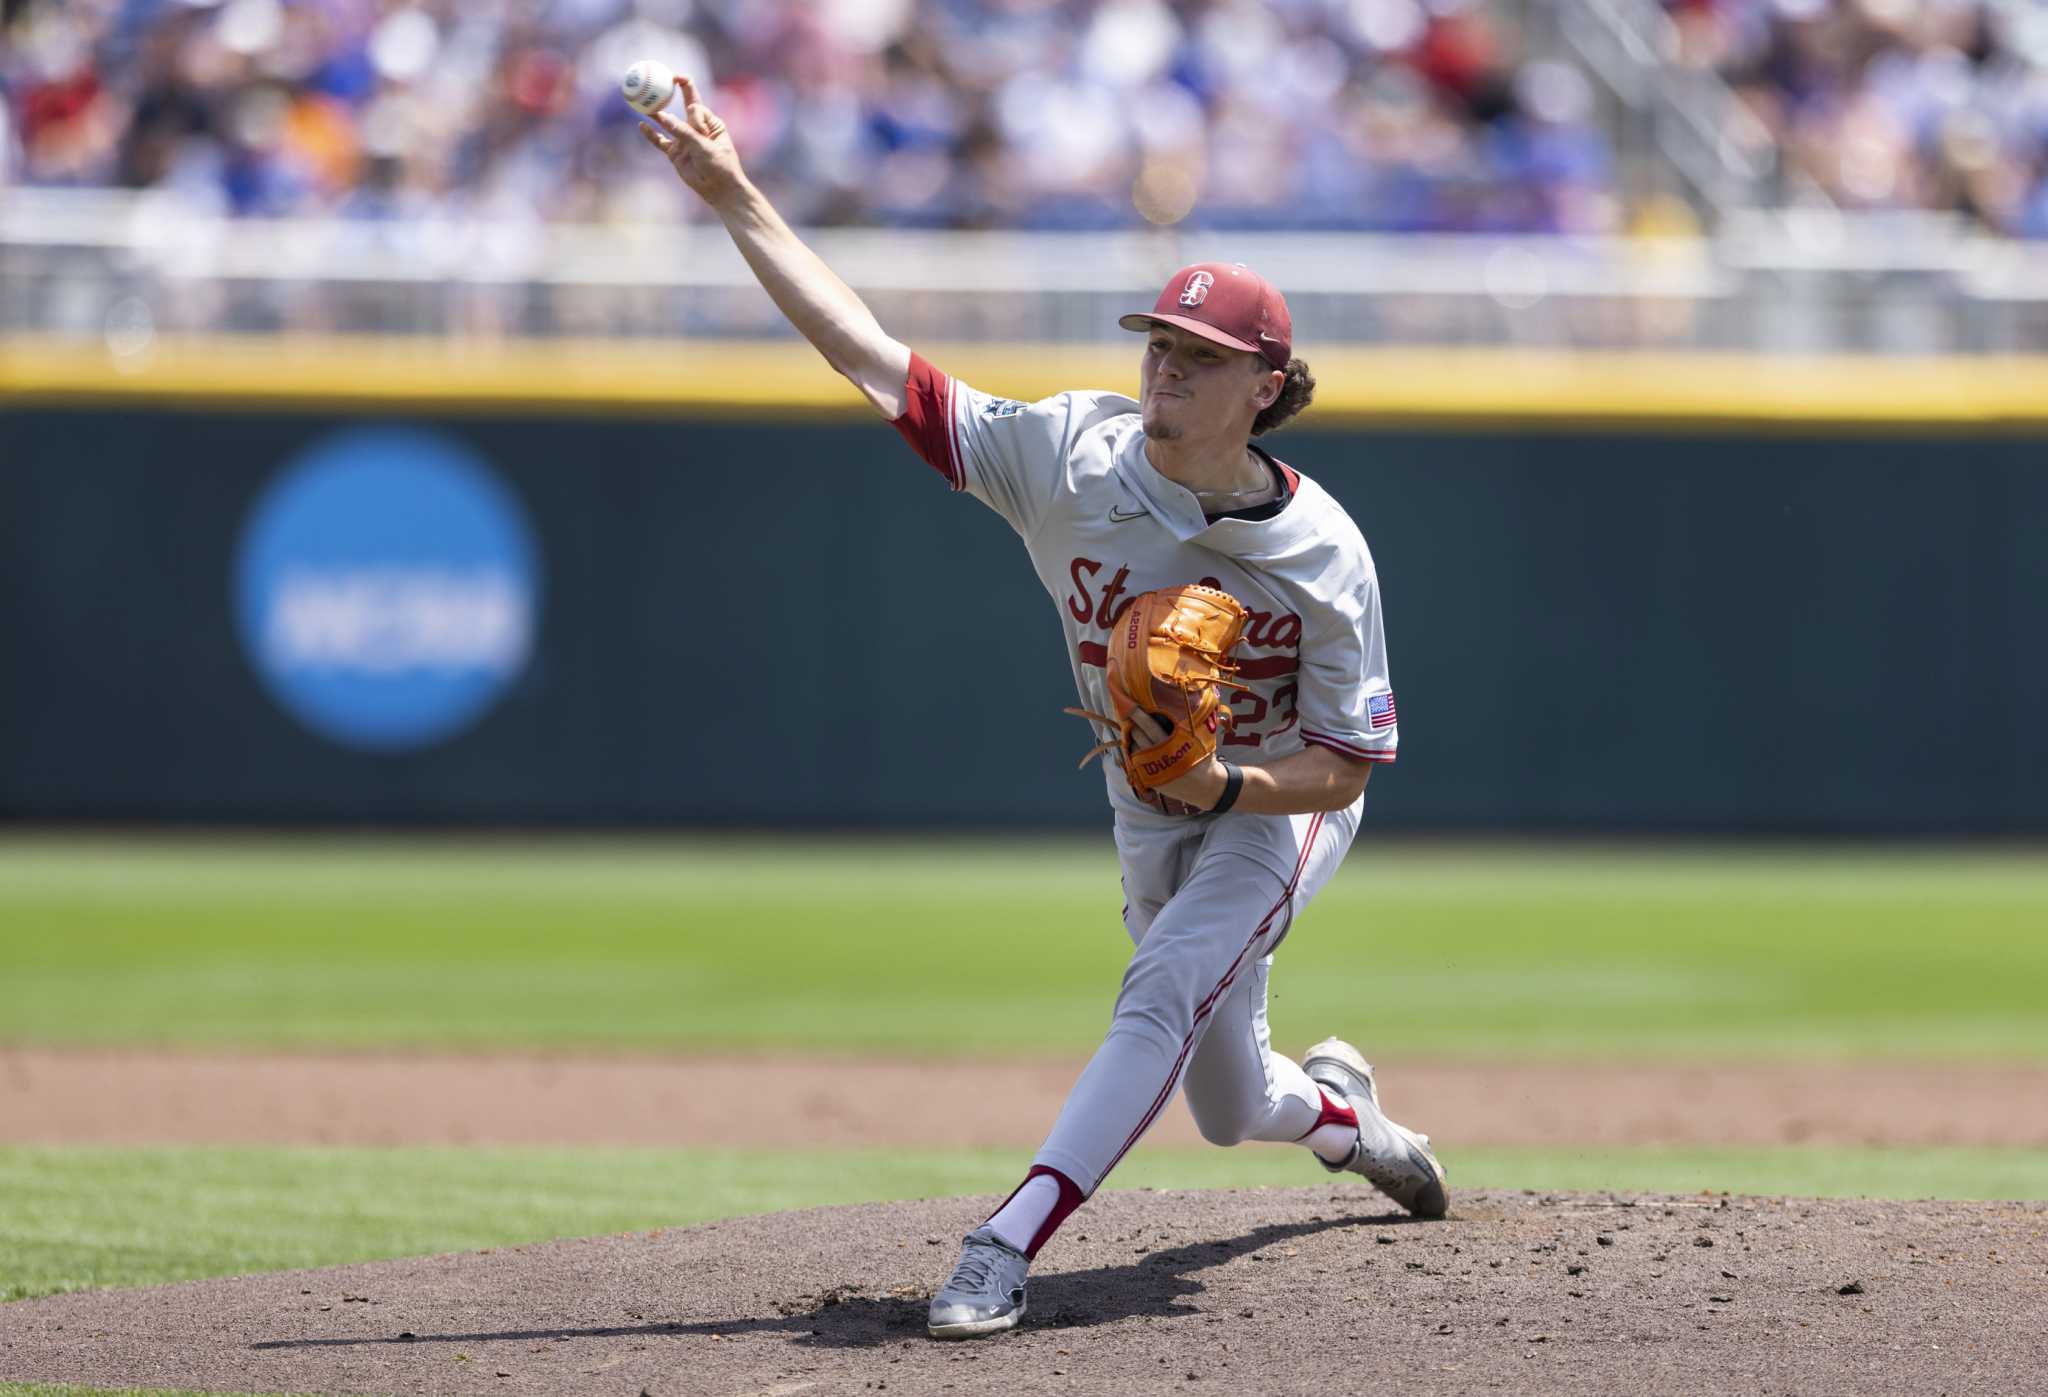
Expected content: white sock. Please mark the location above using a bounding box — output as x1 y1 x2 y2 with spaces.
1304 1121 1359 1165
985 1174 1060 1254
1304 1086 1403 1166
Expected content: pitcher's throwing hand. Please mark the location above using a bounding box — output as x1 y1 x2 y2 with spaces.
637 75 743 207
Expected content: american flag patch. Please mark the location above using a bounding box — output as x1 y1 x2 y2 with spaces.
1368 692 1397 729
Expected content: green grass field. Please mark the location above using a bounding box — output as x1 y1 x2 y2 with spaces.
7 1143 2045 1304
5 836 2047 1059
3 835 2045 1328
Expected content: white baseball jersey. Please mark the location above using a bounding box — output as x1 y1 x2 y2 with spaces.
891 352 1421 1208
893 352 1398 827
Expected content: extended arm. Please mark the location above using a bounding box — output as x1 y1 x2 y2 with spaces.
639 76 911 418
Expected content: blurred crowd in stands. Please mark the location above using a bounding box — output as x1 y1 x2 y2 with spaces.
1 0 2042 236
1665 0 2048 237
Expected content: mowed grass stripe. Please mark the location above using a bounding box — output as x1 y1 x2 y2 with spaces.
4 1143 2045 1305
4 838 2045 1060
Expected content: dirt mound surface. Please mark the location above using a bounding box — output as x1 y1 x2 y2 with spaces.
4 1188 2042 1396
9 1048 2048 1148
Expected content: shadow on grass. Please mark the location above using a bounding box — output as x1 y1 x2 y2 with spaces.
250 1207 1422 1353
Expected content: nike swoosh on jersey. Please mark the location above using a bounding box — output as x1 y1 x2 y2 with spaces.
1108 506 1149 522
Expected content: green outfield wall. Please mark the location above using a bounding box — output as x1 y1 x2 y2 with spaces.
3 370 2044 831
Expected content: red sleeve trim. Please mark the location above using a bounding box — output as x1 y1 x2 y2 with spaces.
1302 730 1395 764
889 352 964 490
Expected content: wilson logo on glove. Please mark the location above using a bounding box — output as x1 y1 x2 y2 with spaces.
1065 584 1251 801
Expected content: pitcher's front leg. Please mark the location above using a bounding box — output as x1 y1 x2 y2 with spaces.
1032 849 1293 1196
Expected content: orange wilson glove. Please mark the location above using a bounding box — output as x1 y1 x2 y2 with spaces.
1065 584 1251 798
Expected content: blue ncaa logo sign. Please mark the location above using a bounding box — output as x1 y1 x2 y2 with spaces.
234 427 541 751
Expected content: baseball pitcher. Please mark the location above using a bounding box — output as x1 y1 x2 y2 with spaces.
640 75 1446 1341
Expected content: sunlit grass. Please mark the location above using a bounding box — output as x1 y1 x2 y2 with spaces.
4 836 2045 1060
5 1142 2042 1304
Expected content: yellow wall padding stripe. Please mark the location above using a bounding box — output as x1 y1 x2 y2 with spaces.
5 335 2048 431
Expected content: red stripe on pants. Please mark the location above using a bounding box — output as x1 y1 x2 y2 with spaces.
1094 811 1327 1185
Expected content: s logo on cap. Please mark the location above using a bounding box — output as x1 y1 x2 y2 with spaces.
1179 271 1214 307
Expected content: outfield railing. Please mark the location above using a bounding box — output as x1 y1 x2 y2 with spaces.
5 190 2048 356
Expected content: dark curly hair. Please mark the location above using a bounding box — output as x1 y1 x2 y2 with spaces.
1251 357 1315 436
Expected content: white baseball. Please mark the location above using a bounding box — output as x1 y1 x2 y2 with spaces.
620 60 676 116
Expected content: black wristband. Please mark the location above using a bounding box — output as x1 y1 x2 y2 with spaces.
1209 760 1244 815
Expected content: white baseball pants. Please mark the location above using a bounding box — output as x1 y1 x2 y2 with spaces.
1032 796 1362 1196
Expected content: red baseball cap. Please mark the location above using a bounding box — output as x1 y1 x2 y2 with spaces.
1119 262 1293 369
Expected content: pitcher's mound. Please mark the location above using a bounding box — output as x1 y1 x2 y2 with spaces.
3 1188 2042 1396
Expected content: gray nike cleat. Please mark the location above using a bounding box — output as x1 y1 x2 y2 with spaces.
927 1225 1030 1339
1303 1036 1449 1219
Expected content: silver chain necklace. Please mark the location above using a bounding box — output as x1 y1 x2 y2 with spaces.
1192 453 1277 510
